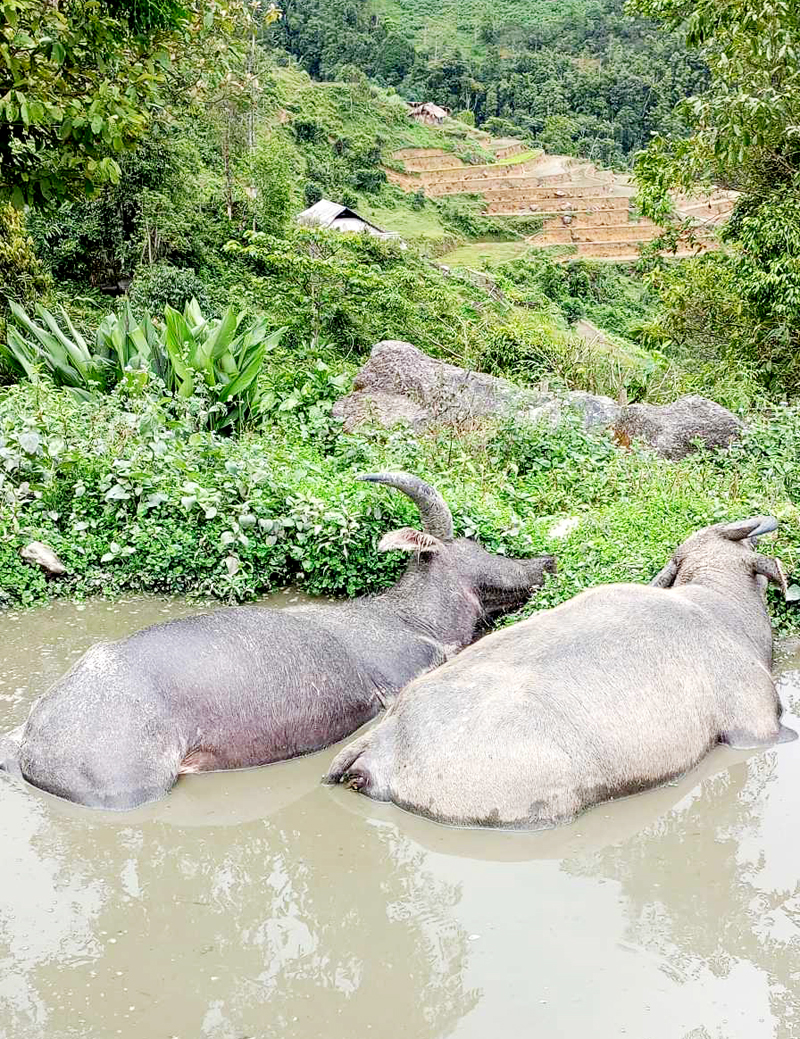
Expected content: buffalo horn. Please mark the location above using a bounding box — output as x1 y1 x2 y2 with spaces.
721 516 779 541
357 472 454 541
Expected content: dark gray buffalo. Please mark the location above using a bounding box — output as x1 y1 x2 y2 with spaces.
326 516 795 829
0 472 554 810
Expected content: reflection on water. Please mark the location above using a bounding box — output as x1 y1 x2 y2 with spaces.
0 601 799 1039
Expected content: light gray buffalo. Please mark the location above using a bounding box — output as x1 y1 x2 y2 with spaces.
325 516 796 829
0 472 554 810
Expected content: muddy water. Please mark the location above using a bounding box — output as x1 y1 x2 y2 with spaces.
1 600 799 1039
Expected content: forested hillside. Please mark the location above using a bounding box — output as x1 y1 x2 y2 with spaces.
0 0 798 615
272 0 706 165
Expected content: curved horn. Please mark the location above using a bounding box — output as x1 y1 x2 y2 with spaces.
721 516 779 542
650 558 678 588
357 472 454 541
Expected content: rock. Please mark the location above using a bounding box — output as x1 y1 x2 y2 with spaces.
529 391 621 431
21 541 68 576
332 340 620 433
548 517 581 539
614 395 743 460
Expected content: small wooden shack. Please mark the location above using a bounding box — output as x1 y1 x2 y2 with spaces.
408 102 450 126
296 200 404 245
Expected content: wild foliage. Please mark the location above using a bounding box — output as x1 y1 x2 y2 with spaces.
1 0 798 625
1 382 798 639
0 0 262 207
271 0 706 166
1 299 283 430
0 204 50 310
632 0 800 393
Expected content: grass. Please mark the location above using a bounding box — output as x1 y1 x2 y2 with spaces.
440 240 534 266
358 201 451 241
494 149 541 166
273 69 477 157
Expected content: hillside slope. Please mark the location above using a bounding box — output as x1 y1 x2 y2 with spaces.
271 0 706 165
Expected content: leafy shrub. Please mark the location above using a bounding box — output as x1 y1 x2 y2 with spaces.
128 263 210 314
304 180 325 207
2 300 112 398
250 133 300 233
27 130 209 285
351 167 386 193
292 118 326 144
0 204 51 309
2 382 798 628
437 195 499 237
2 299 284 431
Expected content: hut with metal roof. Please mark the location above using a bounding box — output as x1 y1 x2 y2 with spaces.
296 200 402 243
408 102 450 126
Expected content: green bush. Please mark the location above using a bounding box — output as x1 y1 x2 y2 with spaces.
128 263 210 315
437 195 499 238
250 133 300 234
1 299 284 431
1 382 798 640
0 204 51 309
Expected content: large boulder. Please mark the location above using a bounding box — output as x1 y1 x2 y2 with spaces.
614 395 743 459
332 340 620 433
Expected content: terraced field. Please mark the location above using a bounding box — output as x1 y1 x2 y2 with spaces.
387 144 737 263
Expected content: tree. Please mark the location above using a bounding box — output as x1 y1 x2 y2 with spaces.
0 0 260 208
375 33 415 84
250 133 299 233
629 0 800 204
631 0 800 390
631 0 797 390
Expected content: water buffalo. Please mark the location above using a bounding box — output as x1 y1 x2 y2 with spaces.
325 516 795 829
0 472 554 810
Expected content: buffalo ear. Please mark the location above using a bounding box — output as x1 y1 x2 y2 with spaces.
753 554 788 598
378 528 445 554
650 558 678 588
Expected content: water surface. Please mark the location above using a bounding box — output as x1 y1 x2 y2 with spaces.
1 598 799 1039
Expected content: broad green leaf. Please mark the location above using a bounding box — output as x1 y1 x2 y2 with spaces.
163 305 195 397
3 328 40 381
34 305 92 377
184 298 206 329
218 344 267 402
8 302 79 383
190 307 236 384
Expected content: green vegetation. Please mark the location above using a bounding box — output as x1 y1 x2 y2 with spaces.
439 241 533 268
632 0 800 394
0 0 269 207
0 203 50 308
2 298 283 429
272 0 707 166
2 380 798 640
0 0 798 638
